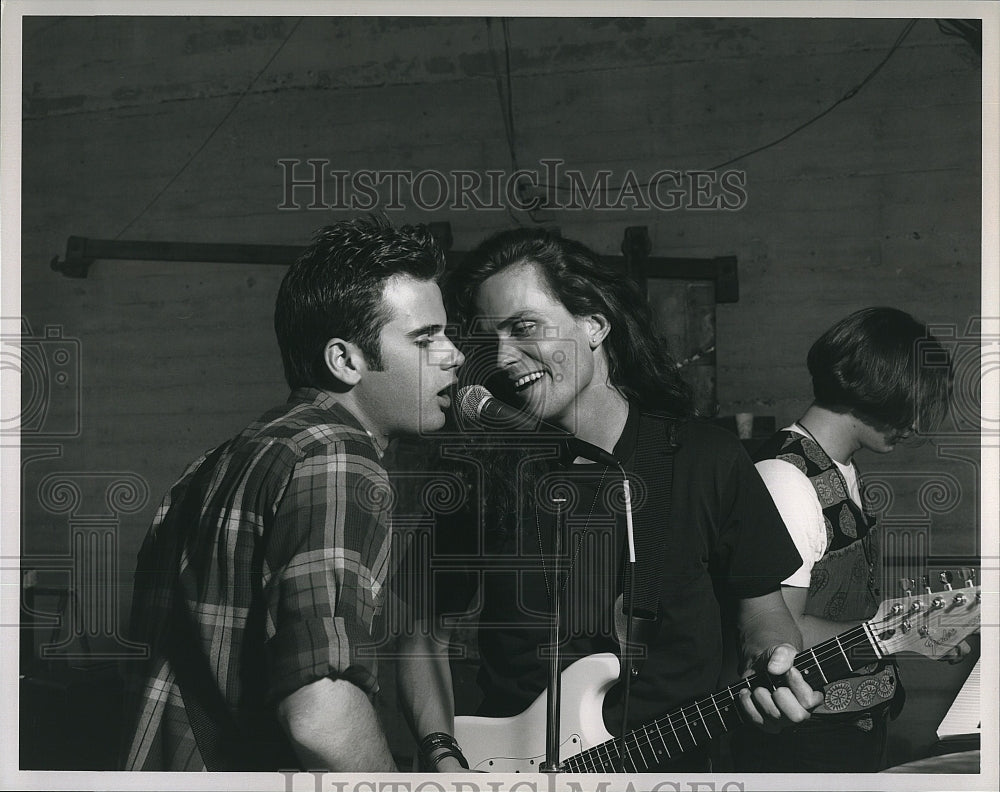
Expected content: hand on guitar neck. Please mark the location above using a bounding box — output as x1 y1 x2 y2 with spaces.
734 591 825 733
737 643 824 734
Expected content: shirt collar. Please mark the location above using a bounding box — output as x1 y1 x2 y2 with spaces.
565 400 640 467
287 387 386 458
612 399 640 464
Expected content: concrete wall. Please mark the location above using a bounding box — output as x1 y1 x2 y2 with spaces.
13 15 983 769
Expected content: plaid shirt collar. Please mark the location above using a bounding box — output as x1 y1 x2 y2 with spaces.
287 387 385 458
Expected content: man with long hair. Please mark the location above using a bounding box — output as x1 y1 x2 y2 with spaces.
732 307 954 772
396 228 821 772
123 216 464 771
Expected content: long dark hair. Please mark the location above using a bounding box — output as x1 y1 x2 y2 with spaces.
447 227 694 415
442 228 693 542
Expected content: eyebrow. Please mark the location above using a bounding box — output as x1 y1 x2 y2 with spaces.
405 323 445 340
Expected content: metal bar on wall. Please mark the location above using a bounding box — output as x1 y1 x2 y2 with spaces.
50 225 739 303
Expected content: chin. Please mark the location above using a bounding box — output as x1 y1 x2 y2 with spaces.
524 390 566 421
420 412 447 433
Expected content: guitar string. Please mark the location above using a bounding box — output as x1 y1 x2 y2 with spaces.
572 597 976 771
566 593 976 771
580 602 970 770
570 622 885 770
578 628 869 771
580 624 874 768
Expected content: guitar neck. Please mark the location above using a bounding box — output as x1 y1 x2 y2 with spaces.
562 623 881 773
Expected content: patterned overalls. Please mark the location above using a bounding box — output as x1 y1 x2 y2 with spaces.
753 430 901 726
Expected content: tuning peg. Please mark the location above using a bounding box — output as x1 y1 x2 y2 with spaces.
918 625 930 637
939 571 954 591
890 603 905 615
922 575 932 593
899 577 915 596
900 618 912 633
932 596 946 610
953 593 967 606
910 600 923 613
960 568 976 588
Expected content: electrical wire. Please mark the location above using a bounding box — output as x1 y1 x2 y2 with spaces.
707 18 918 170
486 18 525 226
520 18 920 198
114 18 304 239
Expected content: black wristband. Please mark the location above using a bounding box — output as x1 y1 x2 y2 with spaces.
418 732 469 771
427 746 470 770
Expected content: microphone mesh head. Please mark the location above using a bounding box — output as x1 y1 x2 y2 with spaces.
458 385 490 425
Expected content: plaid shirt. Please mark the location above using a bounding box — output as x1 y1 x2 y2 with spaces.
123 389 394 770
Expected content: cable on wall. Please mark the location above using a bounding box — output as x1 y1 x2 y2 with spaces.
512 18 921 200
486 17 528 225
706 18 918 170
114 18 304 240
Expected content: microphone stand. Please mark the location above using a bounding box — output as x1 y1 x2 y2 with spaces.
540 496 566 773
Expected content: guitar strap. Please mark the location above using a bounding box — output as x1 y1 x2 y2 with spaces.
616 412 677 666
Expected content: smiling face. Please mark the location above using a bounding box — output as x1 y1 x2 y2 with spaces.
474 261 609 431
352 275 464 441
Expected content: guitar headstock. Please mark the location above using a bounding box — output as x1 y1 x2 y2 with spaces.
868 570 981 660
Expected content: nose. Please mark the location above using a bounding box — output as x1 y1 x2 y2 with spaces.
443 337 465 370
495 336 519 370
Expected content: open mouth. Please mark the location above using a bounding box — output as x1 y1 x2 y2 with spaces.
513 370 545 391
435 383 456 410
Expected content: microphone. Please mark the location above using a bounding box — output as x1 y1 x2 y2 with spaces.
457 385 621 468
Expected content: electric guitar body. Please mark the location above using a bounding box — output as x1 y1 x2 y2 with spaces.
454 653 619 772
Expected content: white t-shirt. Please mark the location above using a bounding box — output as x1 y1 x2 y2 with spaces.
755 424 862 588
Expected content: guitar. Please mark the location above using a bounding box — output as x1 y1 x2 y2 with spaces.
454 581 981 772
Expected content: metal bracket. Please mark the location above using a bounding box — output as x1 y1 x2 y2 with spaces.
51 236 304 278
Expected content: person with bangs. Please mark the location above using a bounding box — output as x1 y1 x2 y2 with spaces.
731 306 954 772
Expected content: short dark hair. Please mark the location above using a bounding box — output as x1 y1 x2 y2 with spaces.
807 306 952 432
274 215 444 390
447 227 693 418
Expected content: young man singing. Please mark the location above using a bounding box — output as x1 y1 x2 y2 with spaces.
123 216 464 771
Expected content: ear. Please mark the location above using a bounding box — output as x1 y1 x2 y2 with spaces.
584 313 611 349
323 338 366 387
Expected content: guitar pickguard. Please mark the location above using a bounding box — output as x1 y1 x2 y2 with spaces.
467 734 584 773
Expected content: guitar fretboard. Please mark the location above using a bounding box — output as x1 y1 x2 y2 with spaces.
562 624 881 773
